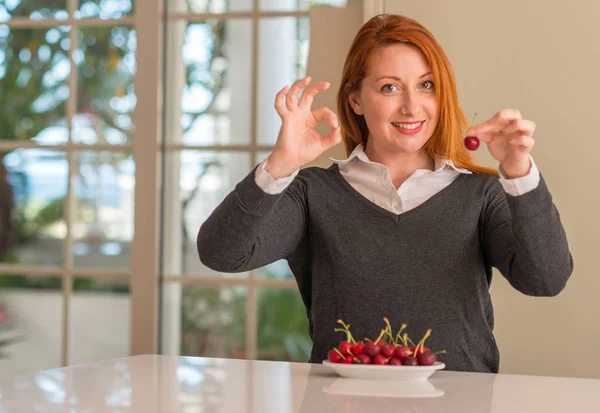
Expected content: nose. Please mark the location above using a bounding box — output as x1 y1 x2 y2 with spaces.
401 91 421 115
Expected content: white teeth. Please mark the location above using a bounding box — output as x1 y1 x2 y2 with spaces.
392 122 422 130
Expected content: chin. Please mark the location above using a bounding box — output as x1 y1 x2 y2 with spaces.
391 139 428 153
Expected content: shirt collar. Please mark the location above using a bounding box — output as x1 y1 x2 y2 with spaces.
330 144 472 174
329 144 370 166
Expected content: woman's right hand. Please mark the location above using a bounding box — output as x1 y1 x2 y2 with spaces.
266 77 342 179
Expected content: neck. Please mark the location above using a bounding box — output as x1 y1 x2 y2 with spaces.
364 142 434 189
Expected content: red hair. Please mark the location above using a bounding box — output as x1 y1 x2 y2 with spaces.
336 14 498 176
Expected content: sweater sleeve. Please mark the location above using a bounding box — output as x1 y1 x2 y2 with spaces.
481 174 574 296
196 165 308 273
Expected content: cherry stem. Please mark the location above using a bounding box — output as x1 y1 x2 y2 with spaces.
383 317 395 345
394 323 407 345
333 328 357 345
335 320 357 344
403 333 415 347
414 329 432 355
470 112 478 128
435 350 447 355
385 330 395 345
375 329 386 344
334 347 345 358
337 319 350 330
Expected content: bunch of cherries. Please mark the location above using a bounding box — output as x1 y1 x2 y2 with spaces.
327 318 446 366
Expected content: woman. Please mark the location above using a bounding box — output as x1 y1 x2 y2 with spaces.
197 14 573 373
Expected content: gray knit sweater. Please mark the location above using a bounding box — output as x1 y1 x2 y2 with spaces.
197 164 573 373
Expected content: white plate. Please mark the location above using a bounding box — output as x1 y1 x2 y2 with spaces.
322 360 445 382
322 377 445 398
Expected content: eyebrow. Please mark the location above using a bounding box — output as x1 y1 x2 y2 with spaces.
375 72 433 82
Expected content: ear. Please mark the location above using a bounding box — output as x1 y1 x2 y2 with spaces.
348 92 364 115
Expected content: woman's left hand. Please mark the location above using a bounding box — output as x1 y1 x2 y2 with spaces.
466 109 535 178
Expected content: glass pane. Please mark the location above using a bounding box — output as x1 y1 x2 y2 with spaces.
256 259 294 280
69 277 130 365
260 0 347 11
72 151 134 270
257 17 309 145
74 26 135 145
0 275 62 376
257 151 271 164
170 0 252 14
75 0 134 19
180 286 246 358
164 150 250 277
1 149 67 267
168 20 251 146
256 288 310 361
0 26 71 144
0 1 68 21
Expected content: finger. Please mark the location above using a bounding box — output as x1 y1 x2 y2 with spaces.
275 86 290 116
323 125 342 149
312 107 339 129
504 119 536 137
286 77 311 110
299 81 330 109
509 135 535 151
466 109 523 139
470 129 500 144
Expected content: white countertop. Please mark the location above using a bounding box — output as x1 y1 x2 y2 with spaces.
0 355 598 412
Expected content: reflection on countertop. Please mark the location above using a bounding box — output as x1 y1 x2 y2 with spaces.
0 355 598 412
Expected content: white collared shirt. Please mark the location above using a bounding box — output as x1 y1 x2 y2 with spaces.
255 144 540 214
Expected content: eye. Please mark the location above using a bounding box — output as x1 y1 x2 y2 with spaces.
380 84 398 93
421 80 435 90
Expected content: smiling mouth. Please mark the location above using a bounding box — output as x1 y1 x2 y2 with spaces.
391 121 424 130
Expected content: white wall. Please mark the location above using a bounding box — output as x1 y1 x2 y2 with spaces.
375 0 600 379
304 5 365 166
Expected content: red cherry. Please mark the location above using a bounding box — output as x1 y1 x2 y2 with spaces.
464 135 480 150
394 345 412 360
364 341 381 357
402 356 418 366
373 355 388 365
328 349 343 363
381 344 395 358
418 351 436 366
342 355 354 364
339 341 353 356
412 346 430 357
352 342 365 356
356 354 371 364
389 357 402 366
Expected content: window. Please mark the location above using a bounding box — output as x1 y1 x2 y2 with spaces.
0 0 134 376
160 0 348 361
0 0 350 376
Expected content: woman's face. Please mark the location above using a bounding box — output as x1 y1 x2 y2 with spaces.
349 43 439 156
